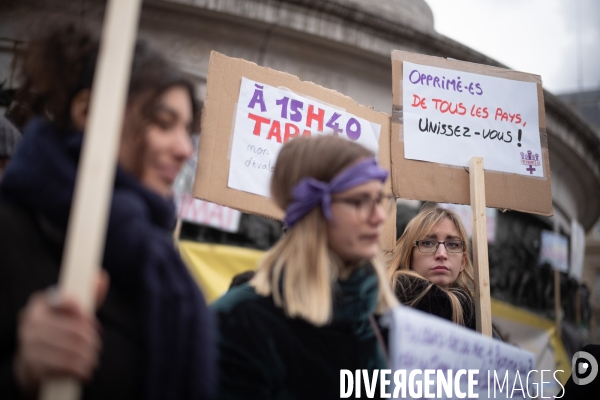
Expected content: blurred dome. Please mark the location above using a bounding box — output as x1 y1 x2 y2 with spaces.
337 0 434 32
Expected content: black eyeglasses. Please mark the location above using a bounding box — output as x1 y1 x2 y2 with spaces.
414 240 465 254
331 194 395 221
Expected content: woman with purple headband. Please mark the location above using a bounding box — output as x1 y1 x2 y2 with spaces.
212 135 398 399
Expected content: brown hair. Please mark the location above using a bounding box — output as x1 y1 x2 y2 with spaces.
12 20 200 177
118 40 200 177
388 204 475 325
12 21 98 129
251 135 397 326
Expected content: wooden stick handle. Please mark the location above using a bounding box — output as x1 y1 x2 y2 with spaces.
39 1 142 399
555 269 562 339
552 220 562 339
469 157 493 337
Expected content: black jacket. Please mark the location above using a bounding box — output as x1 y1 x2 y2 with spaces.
0 203 142 399
212 265 388 399
393 274 476 330
0 118 216 399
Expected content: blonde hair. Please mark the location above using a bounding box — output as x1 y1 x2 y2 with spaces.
251 136 398 326
388 204 475 325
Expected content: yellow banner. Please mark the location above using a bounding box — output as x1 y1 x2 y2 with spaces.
178 241 570 387
492 298 571 386
178 241 263 303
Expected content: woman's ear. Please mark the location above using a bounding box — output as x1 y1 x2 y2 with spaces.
460 253 467 272
70 90 91 132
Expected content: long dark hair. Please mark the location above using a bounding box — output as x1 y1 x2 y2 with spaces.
12 20 200 178
12 21 98 129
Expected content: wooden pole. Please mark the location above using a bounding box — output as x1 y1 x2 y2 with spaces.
555 269 562 339
469 157 493 337
553 219 562 340
39 1 142 399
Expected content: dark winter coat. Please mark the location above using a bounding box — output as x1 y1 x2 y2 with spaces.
212 264 387 399
0 118 216 399
0 202 143 399
393 274 476 330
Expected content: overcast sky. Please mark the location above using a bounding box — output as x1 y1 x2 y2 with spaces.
424 0 600 95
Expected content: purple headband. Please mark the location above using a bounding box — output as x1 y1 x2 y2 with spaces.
283 157 388 229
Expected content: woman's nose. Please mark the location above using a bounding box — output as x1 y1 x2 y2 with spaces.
434 243 448 259
173 128 194 160
368 202 387 225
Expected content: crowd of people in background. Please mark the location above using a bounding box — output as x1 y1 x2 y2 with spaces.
0 19 594 400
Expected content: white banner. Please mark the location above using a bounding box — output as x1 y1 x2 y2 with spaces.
389 306 538 399
570 220 586 281
228 78 381 197
177 192 242 233
403 61 543 177
539 230 569 272
173 136 242 233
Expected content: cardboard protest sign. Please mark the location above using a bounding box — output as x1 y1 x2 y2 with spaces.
403 62 542 177
194 52 396 250
388 306 541 399
391 50 553 216
228 77 381 197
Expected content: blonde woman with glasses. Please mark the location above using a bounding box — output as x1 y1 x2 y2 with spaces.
388 205 476 329
212 135 398 399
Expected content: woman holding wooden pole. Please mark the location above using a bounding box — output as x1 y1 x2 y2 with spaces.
0 22 215 399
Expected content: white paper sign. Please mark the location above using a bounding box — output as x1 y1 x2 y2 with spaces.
403 61 543 177
389 306 537 399
539 230 569 272
570 220 585 281
176 192 242 233
173 136 242 233
228 78 381 197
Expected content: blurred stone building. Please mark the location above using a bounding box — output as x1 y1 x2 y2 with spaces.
2 0 600 339
559 89 600 135
559 88 600 343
